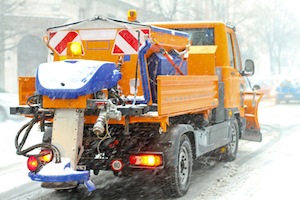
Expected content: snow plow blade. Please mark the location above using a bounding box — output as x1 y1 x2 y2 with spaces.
241 129 262 142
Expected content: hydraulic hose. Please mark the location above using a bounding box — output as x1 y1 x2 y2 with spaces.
15 116 61 163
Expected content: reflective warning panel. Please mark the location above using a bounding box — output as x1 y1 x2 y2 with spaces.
112 29 150 55
49 31 84 56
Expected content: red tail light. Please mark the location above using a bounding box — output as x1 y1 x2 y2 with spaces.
39 150 53 163
27 156 39 172
129 154 163 167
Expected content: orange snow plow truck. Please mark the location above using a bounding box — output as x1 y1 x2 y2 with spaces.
11 14 263 197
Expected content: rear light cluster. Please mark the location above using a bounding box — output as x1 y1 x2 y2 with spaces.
129 154 163 167
27 150 53 172
110 154 163 172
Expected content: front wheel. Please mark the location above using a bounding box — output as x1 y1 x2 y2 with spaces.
224 118 239 161
161 134 193 197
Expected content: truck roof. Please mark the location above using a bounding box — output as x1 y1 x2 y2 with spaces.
46 16 189 38
148 21 225 28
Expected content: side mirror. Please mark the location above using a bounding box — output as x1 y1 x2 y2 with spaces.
242 59 255 76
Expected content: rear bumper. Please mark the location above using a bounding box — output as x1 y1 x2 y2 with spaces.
28 170 89 183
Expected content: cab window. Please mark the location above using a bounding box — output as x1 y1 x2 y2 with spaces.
233 34 242 71
226 33 234 67
175 28 215 45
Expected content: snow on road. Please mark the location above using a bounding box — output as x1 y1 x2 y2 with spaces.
195 101 300 200
198 127 300 200
0 119 43 193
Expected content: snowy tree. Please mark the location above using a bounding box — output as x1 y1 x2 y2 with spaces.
0 0 26 90
252 0 299 75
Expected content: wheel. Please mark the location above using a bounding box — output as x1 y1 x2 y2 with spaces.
161 134 193 197
0 106 8 121
224 118 239 161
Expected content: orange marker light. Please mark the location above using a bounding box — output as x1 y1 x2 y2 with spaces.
39 150 53 163
69 42 82 55
127 9 137 22
43 35 49 44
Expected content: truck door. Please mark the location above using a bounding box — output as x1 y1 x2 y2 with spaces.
228 30 263 142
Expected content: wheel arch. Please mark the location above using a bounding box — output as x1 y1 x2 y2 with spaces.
158 124 194 168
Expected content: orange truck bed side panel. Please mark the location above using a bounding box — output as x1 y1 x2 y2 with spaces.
187 46 217 75
43 94 93 109
18 77 36 105
157 75 218 116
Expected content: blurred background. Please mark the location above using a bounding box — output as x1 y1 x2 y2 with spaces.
0 0 299 95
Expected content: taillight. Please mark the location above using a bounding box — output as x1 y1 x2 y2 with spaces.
27 149 53 172
129 154 163 167
27 156 40 172
39 150 53 163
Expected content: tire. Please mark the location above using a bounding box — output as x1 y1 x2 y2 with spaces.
161 134 193 197
224 118 239 161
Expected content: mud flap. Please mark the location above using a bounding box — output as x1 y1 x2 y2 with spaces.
241 129 262 142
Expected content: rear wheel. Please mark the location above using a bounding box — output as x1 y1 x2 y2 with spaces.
161 134 193 197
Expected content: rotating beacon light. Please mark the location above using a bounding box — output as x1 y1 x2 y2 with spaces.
127 9 137 22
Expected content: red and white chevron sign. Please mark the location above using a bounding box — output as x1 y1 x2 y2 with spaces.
49 31 83 55
112 29 150 55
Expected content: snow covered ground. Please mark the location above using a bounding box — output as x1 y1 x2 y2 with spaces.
194 100 300 200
